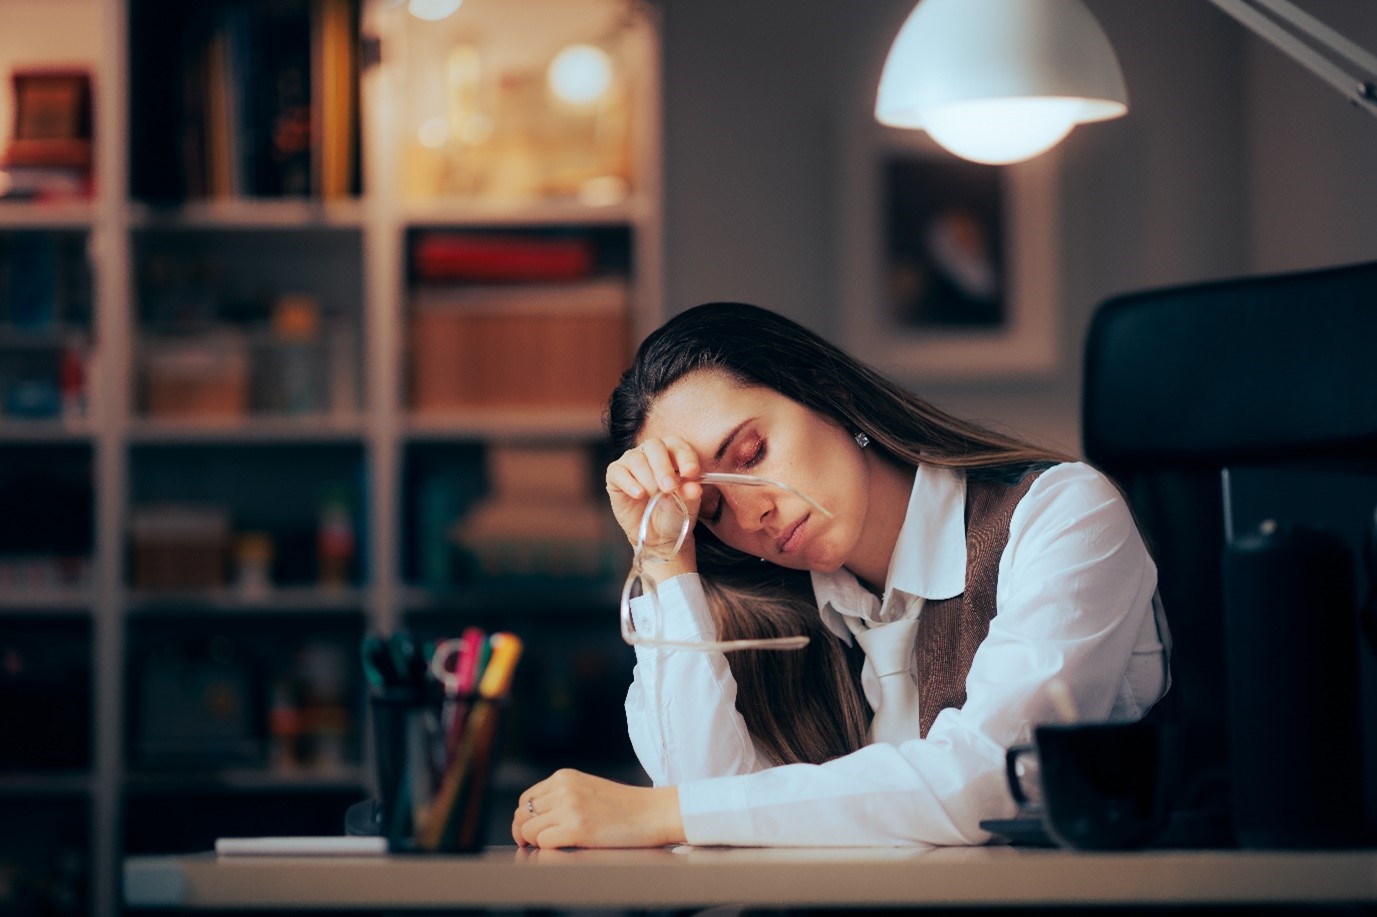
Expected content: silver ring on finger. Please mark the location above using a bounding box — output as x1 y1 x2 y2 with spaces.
526 798 535 815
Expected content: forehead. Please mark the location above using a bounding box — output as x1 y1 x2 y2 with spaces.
640 369 782 451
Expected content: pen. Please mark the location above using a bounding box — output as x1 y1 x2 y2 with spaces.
471 633 493 690
476 632 523 700
454 627 486 694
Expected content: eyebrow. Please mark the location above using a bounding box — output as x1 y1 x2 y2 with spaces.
713 419 752 464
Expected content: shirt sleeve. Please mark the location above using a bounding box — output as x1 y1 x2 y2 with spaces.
675 462 1164 847
623 573 766 786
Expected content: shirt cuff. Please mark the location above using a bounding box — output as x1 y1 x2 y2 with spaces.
677 774 756 846
630 572 718 641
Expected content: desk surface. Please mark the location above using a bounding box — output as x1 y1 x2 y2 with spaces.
125 845 1377 910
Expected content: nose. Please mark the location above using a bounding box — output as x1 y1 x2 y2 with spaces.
725 488 774 533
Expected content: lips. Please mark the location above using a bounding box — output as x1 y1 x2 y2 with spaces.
775 514 809 555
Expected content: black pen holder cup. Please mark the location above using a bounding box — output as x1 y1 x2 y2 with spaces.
369 686 507 854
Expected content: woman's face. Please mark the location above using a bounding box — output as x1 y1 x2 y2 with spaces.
639 368 871 573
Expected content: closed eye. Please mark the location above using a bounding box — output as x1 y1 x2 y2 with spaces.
735 437 765 471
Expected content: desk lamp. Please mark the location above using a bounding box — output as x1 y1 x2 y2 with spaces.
876 0 1377 165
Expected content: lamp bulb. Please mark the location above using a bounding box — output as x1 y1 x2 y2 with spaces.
548 44 613 105
408 0 462 21
921 98 1086 165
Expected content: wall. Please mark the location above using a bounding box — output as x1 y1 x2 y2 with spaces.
1244 0 1377 272
659 0 1376 454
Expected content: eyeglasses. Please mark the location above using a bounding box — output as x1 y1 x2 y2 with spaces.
619 472 832 653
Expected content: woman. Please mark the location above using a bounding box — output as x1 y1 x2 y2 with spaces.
513 302 1170 849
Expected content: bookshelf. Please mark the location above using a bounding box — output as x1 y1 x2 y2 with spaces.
0 0 660 914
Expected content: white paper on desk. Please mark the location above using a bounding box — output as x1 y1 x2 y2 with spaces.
215 836 387 856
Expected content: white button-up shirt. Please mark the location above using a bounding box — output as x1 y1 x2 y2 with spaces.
624 461 1170 847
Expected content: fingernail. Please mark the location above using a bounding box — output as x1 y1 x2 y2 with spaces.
660 475 677 491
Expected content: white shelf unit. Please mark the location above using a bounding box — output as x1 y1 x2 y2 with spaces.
0 0 661 914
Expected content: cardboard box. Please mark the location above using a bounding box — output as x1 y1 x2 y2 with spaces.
131 504 231 590
409 279 630 412
142 334 249 419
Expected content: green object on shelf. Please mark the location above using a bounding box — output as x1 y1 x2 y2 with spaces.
417 472 464 589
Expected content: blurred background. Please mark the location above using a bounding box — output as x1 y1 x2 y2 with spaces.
0 0 1373 914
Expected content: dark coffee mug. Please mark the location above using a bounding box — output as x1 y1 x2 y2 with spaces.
1005 717 1172 850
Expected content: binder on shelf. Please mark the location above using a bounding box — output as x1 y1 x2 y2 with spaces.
312 0 360 199
129 0 361 203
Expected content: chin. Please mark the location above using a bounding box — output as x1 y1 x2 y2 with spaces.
799 543 846 574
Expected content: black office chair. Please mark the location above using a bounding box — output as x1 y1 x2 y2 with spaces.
1081 258 1377 845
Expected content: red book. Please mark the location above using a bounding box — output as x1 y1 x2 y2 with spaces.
412 233 595 282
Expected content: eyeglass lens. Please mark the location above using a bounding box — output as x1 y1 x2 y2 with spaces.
638 492 690 562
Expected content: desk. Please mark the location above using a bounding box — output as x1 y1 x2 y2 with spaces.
125 845 1377 910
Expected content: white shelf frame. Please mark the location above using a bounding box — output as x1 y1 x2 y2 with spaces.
1 3 663 915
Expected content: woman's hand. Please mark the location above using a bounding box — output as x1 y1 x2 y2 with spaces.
606 436 704 579
511 768 685 849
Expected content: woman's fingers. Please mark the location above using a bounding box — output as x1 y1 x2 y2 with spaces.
511 769 684 849
605 437 704 547
637 436 701 496
607 437 702 499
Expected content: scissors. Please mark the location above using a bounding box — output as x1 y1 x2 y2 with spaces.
429 627 486 696
361 632 398 691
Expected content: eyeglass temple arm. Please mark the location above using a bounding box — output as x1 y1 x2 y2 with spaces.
695 473 834 519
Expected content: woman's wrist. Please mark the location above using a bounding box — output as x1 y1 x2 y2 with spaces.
641 555 697 586
651 786 686 845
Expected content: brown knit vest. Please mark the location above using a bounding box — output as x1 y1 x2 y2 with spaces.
913 467 1045 738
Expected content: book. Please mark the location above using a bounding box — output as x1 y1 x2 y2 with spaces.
411 233 596 282
215 836 385 856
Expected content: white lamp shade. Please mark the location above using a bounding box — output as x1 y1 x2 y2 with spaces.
875 0 1128 163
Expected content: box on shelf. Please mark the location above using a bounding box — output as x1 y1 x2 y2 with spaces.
486 443 594 502
130 504 231 591
140 333 249 419
409 278 630 412
450 444 623 581
134 636 259 766
452 497 621 581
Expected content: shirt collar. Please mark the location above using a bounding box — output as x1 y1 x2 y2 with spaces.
812 463 968 641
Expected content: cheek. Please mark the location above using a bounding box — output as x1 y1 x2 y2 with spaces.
699 521 754 558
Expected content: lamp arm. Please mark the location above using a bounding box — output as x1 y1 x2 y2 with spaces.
1205 0 1377 119
1252 0 1377 75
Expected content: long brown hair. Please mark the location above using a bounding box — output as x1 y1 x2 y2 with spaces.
607 302 1072 765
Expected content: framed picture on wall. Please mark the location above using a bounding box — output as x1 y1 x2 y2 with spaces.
839 120 1060 380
